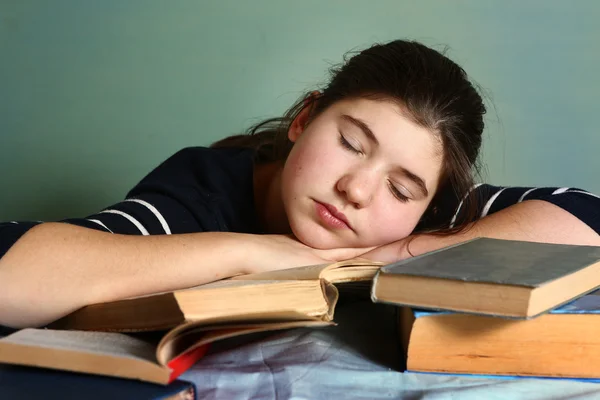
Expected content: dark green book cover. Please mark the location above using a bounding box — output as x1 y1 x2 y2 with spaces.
380 238 600 287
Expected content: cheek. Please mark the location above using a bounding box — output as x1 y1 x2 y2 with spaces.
365 201 425 244
285 139 336 184
282 148 309 192
281 146 318 203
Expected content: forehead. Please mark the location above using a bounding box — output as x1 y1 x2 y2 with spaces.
326 98 443 177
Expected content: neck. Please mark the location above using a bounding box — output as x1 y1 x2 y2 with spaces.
253 161 290 234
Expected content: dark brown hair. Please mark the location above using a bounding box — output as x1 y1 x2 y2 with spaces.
212 40 486 234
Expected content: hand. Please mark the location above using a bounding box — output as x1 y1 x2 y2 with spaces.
361 233 479 263
243 234 376 274
359 237 412 263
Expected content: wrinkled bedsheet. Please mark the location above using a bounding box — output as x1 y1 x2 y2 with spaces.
182 300 600 400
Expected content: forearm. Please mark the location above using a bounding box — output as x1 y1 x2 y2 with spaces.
366 200 600 263
0 223 252 328
409 200 599 256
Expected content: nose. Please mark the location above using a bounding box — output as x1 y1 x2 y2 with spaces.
336 168 376 208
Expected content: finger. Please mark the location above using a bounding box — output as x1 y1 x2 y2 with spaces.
316 246 377 261
360 246 405 263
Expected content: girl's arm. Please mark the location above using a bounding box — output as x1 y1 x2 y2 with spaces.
363 186 600 263
0 223 366 328
0 147 335 328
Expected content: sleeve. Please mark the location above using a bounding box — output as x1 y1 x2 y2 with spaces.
0 147 224 260
450 184 600 234
0 221 43 260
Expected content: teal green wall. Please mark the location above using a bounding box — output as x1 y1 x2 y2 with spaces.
1 1 599 220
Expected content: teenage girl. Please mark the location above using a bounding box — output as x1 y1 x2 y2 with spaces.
1 40 598 328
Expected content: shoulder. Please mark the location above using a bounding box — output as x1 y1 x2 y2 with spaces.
131 146 255 194
463 184 600 233
123 145 259 233
469 184 599 207
154 146 254 173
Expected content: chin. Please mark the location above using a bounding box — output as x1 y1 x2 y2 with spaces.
290 221 347 250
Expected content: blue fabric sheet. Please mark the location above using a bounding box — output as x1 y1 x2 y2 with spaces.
181 300 600 400
1 298 599 399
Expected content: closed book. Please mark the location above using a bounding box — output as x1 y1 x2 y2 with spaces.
400 291 600 378
372 238 600 318
0 364 195 400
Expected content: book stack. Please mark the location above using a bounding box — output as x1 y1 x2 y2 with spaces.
371 238 600 380
1 237 600 393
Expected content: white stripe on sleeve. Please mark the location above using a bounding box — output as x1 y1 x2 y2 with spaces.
562 189 600 200
87 219 114 233
449 183 484 229
480 188 507 218
552 187 570 195
99 210 149 235
124 198 172 234
518 187 538 202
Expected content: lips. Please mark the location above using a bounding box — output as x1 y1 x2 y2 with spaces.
314 200 353 230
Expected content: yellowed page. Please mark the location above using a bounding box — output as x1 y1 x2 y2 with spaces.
55 279 333 332
1 329 157 361
0 329 169 384
230 259 382 282
173 280 332 321
157 318 332 365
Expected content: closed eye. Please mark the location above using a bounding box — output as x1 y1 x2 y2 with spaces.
340 132 412 203
339 133 362 154
388 180 410 203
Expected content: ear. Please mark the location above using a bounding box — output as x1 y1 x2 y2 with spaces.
288 91 321 143
288 105 311 143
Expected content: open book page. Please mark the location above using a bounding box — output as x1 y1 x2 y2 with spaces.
157 318 332 365
121 277 326 297
52 279 336 333
0 329 157 363
108 278 292 300
173 279 335 321
230 259 382 282
230 263 333 281
161 310 331 345
0 329 173 384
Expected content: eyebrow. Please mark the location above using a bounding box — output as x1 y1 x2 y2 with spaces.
400 167 429 198
341 114 379 145
341 114 429 198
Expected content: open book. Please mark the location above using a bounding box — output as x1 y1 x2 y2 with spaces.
0 259 382 384
230 258 382 283
0 312 329 385
50 258 381 332
50 279 339 332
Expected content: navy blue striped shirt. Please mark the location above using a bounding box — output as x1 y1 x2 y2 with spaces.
1 146 598 259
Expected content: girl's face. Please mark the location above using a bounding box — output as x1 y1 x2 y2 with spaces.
281 97 444 249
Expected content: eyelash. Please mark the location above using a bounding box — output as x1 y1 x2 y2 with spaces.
339 133 362 154
339 133 410 203
388 181 410 203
